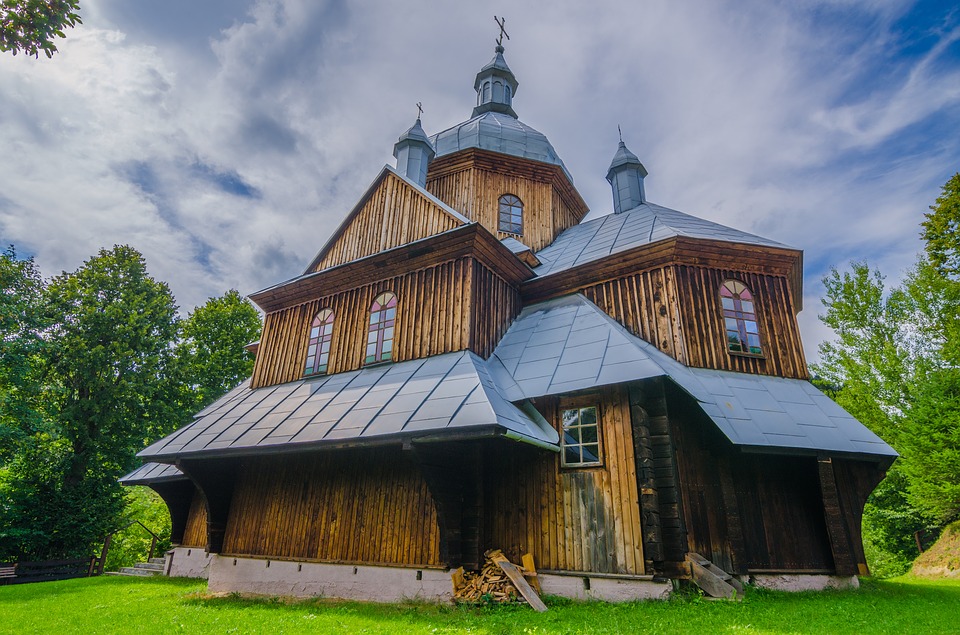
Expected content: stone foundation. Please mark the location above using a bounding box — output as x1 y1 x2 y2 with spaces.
166 546 212 579
749 573 860 592
539 572 672 601
208 556 453 602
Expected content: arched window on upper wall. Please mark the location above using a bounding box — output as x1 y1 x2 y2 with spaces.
720 280 762 355
366 292 397 365
498 194 523 235
304 308 334 376
483 81 491 102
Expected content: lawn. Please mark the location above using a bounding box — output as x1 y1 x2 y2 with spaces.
1 575 959 634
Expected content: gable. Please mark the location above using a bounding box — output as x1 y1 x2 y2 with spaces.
307 166 469 272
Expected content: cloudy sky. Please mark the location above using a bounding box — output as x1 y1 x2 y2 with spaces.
1 0 958 362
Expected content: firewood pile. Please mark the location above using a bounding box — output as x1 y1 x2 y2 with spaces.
451 549 546 611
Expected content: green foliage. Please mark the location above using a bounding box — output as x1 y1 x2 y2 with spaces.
0 246 47 463
176 289 261 412
861 467 926 577
922 172 960 279
3 575 960 635
103 487 172 571
0 0 81 58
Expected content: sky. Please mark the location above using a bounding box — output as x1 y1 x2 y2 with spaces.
1 0 958 364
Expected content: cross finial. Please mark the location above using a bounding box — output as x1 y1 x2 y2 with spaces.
416 102 424 120
494 16 510 48
618 124 623 144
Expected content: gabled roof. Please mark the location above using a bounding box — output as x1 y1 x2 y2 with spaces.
138 350 558 462
490 294 896 460
119 462 186 485
303 165 470 273
532 202 794 278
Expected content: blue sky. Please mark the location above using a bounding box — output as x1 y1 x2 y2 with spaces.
1 0 958 363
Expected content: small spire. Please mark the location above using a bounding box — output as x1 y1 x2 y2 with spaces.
394 116 435 187
606 137 648 214
473 20 519 118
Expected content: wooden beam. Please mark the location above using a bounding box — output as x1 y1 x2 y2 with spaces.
817 458 858 575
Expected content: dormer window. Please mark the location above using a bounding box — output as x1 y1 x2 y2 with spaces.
720 280 762 355
366 292 397 364
305 308 334 375
498 194 523 235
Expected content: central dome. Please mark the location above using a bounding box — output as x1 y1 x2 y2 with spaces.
430 111 572 180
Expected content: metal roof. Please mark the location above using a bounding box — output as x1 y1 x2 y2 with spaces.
138 350 558 461
490 294 896 459
532 202 793 278
431 111 573 182
119 462 186 485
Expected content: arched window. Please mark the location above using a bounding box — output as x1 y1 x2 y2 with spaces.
482 81 491 102
498 194 523 235
504 85 511 104
720 280 761 355
304 308 334 375
493 80 504 102
366 292 397 364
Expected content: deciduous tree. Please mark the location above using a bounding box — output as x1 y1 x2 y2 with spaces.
1 0 81 58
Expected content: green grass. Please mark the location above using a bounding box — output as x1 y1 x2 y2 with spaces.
2 575 959 634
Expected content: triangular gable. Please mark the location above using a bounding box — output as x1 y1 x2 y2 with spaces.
305 165 470 273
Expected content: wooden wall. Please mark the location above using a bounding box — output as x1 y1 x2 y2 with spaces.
313 171 463 272
580 264 807 379
426 150 586 252
469 260 523 358
669 390 834 573
483 387 646 575
222 449 441 566
181 490 208 548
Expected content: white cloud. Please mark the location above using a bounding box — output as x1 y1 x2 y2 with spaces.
1 0 957 361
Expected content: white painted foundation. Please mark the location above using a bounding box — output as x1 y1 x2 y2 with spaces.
749 574 860 592
539 572 672 602
166 547 212 579
208 556 454 602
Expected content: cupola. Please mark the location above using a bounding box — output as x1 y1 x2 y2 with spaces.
472 44 519 118
605 139 648 214
393 117 435 187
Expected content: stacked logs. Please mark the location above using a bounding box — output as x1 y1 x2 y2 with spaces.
451 550 520 603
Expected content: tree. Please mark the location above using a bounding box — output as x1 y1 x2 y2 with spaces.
1 0 81 58
922 173 960 279
0 245 179 560
0 246 47 463
175 289 261 413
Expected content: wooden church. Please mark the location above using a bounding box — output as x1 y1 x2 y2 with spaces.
122 40 896 601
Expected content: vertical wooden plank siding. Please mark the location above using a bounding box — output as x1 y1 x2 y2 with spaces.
181 491 209 548
425 154 585 252
580 265 807 379
469 260 523 358
483 387 645 575
251 258 475 388
315 172 463 271
222 450 441 566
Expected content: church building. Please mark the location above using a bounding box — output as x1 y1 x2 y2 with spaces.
122 39 896 601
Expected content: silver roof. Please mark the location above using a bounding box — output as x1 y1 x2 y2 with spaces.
499 236 533 254
490 294 896 459
138 350 558 461
431 111 573 182
533 202 793 278
119 462 186 485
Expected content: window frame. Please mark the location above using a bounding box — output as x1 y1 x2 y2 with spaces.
498 194 524 235
304 308 334 376
365 292 398 365
720 279 763 357
559 403 603 469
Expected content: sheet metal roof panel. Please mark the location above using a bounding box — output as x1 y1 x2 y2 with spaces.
138 350 557 461
119 462 186 485
532 202 793 278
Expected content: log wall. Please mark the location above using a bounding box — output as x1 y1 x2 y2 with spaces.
181 491 208 548
426 151 586 252
222 449 442 566
251 256 521 389
483 387 645 575
580 265 807 379
314 171 463 271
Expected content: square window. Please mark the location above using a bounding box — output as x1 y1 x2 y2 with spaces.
560 406 601 467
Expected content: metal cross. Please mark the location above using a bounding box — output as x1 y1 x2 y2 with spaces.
416 102 424 119
495 16 510 47
618 124 623 143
